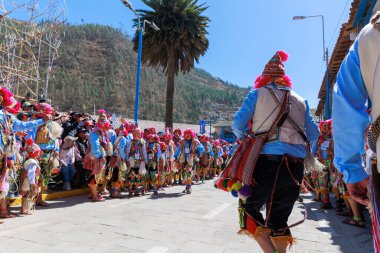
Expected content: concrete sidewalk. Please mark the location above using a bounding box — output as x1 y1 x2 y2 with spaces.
0 181 374 253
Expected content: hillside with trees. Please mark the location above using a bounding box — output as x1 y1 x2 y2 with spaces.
31 24 248 123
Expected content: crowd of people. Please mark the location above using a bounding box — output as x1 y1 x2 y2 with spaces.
0 92 235 223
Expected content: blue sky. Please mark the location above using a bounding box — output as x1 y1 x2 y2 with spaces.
6 0 351 108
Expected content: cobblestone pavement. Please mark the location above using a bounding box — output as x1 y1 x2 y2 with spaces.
0 181 374 253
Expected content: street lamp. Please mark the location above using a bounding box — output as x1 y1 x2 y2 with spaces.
293 15 330 119
120 0 160 125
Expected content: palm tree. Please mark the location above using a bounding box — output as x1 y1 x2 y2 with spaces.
132 0 209 129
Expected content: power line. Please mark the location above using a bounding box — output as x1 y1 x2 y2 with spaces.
327 0 350 50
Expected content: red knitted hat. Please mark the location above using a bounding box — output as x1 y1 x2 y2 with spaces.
254 50 292 89
262 51 288 77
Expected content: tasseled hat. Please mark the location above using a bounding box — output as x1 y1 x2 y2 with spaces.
35 102 53 115
254 50 292 89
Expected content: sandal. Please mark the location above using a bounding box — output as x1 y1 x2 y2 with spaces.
91 195 105 202
320 202 333 209
336 209 353 217
36 201 50 207
20 210 33 215
100 189 109 195
342 217 365 228
0 212 17 219
110 192 124 199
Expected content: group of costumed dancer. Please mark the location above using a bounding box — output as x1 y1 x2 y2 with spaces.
0 94 231 223
84 110 228 201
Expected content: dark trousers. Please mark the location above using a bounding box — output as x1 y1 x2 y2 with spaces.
74 161 88 188
241 155 304 236
111 167 120 183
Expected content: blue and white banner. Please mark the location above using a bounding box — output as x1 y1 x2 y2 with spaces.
199 120 206 134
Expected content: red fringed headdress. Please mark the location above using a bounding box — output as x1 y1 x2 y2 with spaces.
133 127 143 139
96 120 111 131
116 128 128 136
147 134 160 142
184 128 196 139
199 134 208 142
148 127 156 134
159 141 167 150
0 87 21 114
319 119 332 132
162 127 172 140
173 128 182 136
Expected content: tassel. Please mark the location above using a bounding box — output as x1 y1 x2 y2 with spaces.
231 182 243 192
238 185 252 199
277 50 289 62
231 190 238 198
227 179 235 191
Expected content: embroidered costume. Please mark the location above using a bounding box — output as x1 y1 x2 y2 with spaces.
83 110 111 202
162 128 175 186
210 140 224 178
125 127 147 197
145 134 161 195
174 128 205 194
231 51 319 252
172 128 183 184
20 138 41 215
311 120 335 209
198 135 214 183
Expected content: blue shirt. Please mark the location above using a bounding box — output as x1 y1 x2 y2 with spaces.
332 37 370 184
89 132 103 159
231 84 319 158
201 142 214 158
311 136 333 160
116 136 127 161
125 139 148 164
0 112 44 151
174 140 205 159
147 142 161 161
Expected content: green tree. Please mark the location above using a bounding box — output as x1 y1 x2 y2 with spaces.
133 0 209 129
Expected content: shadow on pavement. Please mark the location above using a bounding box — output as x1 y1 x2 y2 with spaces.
148 192 186 200
297 192 374 253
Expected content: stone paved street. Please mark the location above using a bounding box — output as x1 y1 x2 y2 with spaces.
0 181 374 253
